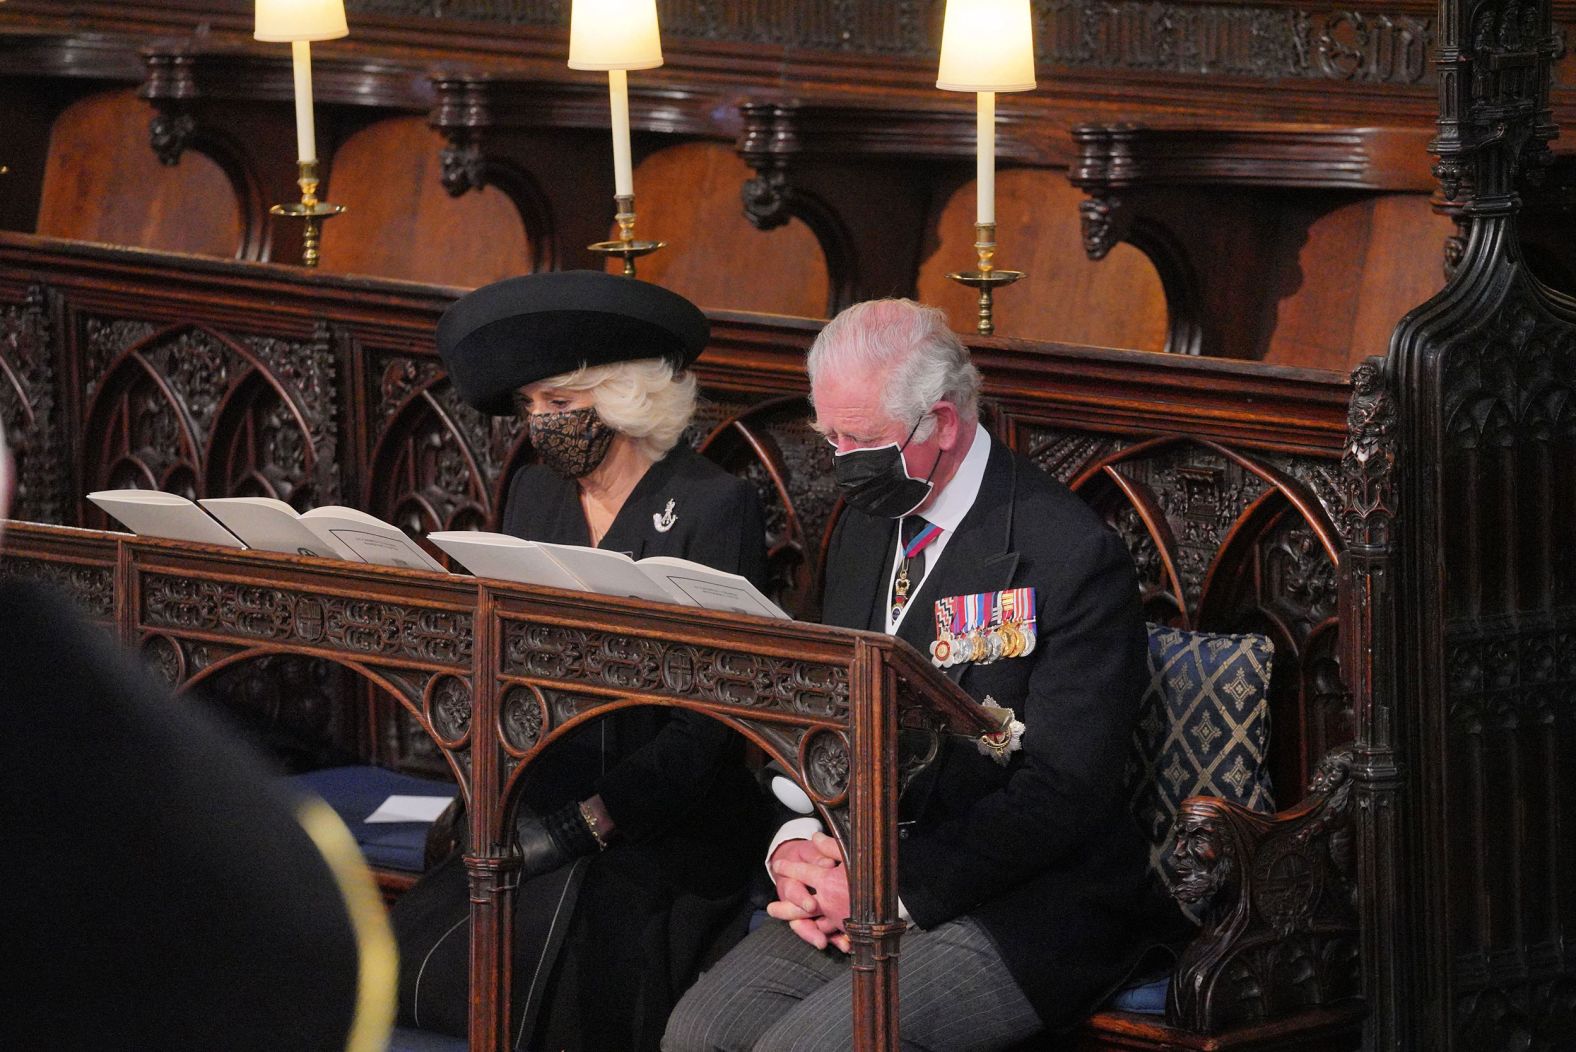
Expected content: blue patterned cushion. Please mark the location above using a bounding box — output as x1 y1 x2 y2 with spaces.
1127 625 1276 880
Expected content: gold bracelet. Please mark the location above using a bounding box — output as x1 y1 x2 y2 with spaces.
578 800 609 850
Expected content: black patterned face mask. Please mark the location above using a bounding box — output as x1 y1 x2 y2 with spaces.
528 407 616 479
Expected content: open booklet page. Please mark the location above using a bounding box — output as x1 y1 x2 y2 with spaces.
87 490 246 548
198 497 357 561
532 541 692 604
636 556 788 619
427 532 583 591
86 489 445 572
298 507 447 573
430 531 788 618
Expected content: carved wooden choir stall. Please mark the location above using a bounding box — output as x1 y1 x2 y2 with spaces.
0 232 1361 1050
0 0 1571 1049
0 520 1012 1052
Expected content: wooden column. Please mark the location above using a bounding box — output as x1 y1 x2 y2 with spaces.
846 638 903 1051
467 587 517 1052
1338 357 1409 1048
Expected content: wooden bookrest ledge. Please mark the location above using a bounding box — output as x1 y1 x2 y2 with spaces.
1 520 1364 1051
0 522 1006 1052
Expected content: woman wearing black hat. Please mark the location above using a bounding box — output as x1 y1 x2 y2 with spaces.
392 272 772 1051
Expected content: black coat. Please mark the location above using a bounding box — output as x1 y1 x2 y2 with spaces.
393 443 771 1051
0 579 370 1052
501 442 770 850
821 436 1156 1029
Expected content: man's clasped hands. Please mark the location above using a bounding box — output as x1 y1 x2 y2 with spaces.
766 831 854 954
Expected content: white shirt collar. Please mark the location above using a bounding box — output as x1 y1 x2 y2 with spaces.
916 422 990 531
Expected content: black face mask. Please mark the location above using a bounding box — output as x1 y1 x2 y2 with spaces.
832 418 940 519
529 406 615 479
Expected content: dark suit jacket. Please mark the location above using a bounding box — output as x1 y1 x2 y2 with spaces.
822 435 1153 1028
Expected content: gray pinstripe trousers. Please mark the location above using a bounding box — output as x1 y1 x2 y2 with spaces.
660 916 1042 1052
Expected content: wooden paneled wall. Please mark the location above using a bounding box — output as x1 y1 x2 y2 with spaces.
918 170 1170 351
319 117 530 288
36 90 247 258
0 15 1483 372
618 142 831 318
1261 192 1454 371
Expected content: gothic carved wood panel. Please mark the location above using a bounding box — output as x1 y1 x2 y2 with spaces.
0 284 65 522
362 354 524 542
1385 0 1575 1035
341 0 1440 93
1436 293 1576 1048
134 565 476 793
1052 435 1348 797
0 554 115 620
489 605 958 848
139 573 473 666
77 318 340 522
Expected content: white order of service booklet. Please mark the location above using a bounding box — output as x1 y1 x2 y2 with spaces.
86 490 246 549
429 530 789 619
87 490 448 573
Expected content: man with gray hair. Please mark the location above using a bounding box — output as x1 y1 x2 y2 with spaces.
664 299 1157 1050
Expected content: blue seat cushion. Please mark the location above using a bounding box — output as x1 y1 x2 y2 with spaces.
288 765 456 873
1108 975 1169 1014
1127 625 1276 881
387 1026 469 1051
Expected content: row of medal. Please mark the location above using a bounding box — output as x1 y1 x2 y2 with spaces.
929 587 1038 668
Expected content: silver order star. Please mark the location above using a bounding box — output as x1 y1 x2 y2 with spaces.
976 695 1026 766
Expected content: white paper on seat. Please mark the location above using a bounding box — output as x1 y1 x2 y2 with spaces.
364 794 455 824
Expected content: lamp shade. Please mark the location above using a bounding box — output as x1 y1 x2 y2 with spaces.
567 0 664 71
255 0 349 42
936 0 1037 92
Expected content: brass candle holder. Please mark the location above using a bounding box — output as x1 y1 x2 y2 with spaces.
588 194 665 277
947 223 1024 337
270 160 345 268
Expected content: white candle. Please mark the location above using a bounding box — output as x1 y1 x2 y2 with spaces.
291 40 318 164
608 68 634 198
977 90 995 226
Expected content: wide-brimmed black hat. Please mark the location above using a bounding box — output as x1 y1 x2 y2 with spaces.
436 270 710 415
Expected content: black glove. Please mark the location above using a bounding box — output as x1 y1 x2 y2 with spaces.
514 801 601 881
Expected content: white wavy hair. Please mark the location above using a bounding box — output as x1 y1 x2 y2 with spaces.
532 357 699 463
806 298 980 441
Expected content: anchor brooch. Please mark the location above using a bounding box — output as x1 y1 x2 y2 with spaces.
653 499 678 533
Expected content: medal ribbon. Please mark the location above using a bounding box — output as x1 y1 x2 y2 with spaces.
902 521 943 560
890 521 944 621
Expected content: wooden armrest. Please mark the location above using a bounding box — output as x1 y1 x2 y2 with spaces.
1163 748 1361 1032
